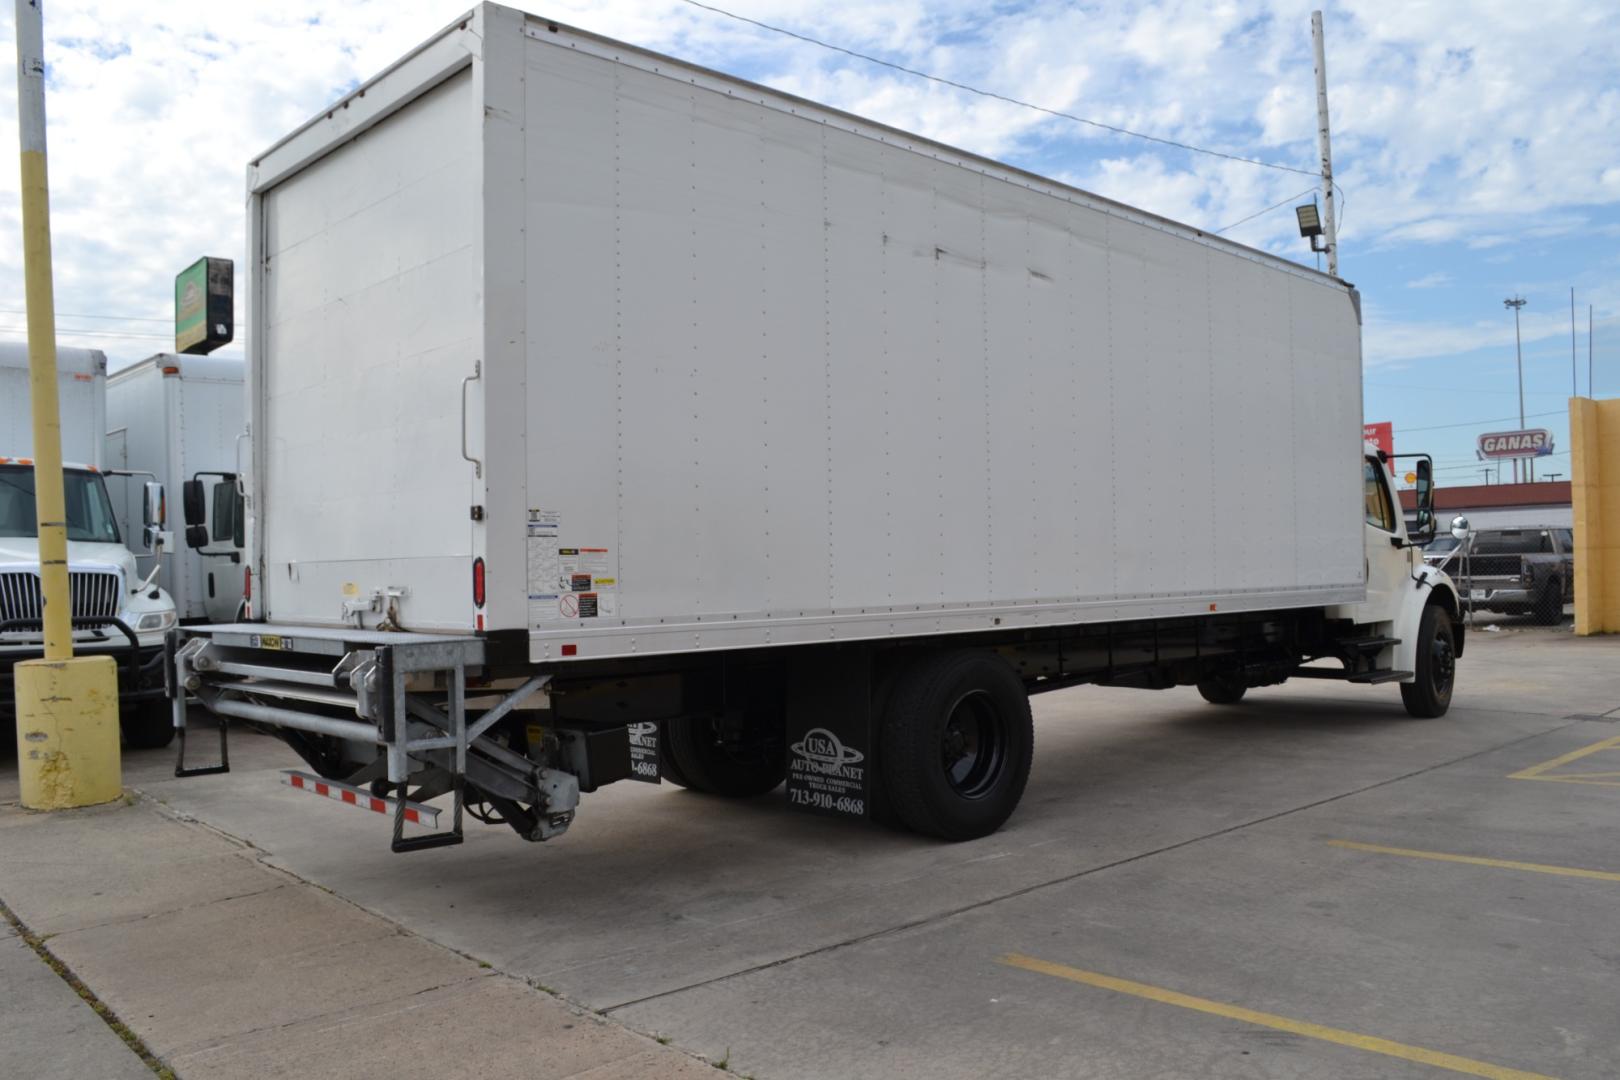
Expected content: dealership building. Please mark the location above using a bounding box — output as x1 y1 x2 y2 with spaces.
1398 480 1573 530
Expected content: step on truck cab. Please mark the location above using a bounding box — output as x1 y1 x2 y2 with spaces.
1 343 180 748
169 4 1462 850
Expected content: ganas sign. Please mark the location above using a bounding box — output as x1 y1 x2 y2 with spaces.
1477 428 1553 460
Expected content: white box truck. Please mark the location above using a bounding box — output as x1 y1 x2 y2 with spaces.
1 343 180 747
171 4 1463 849
106 353 247 625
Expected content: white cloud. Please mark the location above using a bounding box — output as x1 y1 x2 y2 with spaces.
1405 271 1450 289
0 0 1616 369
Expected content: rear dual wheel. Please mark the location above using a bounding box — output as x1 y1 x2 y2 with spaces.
659 714 786 797
879 650 1033 841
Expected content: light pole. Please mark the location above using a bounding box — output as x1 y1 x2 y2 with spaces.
1505 296 1527 482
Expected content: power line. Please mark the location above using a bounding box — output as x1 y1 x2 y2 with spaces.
0 308 169 323
0 327 174 342
678 0 1319 178
1215 188 1315 234
1393 409 1565 433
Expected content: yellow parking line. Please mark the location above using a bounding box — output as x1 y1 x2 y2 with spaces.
1508 734 1620 780
999 953 1556 1080
1328 839 1620 883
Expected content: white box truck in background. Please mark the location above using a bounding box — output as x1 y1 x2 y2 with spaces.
1 343 180 747
106 353 246 625
171 4 1463 850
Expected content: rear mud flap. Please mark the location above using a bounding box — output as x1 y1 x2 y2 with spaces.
784 651 872 820
626 721 660 782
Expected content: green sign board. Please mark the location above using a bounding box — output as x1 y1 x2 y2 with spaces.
175 256 234 355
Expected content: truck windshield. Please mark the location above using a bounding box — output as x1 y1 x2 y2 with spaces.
0 465 122 543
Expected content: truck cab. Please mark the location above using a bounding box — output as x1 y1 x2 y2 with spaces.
1 342 181 749
1318 447 1463 718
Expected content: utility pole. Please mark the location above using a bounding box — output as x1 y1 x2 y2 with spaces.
1505 295 1527 483
1310 12 1339 278
12 0 121 809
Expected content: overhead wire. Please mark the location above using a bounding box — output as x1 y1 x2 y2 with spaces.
0 326 175 342
678 0 1319 177
0 308 168 323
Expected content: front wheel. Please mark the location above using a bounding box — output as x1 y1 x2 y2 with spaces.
1400 604 1456 719
879 650 1033 841
121 700 176 750
1196 671 1247 705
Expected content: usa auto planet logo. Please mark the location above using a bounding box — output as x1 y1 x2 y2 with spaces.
791 727 864 775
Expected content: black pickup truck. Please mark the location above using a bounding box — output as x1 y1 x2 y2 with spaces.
1425 526 1573 624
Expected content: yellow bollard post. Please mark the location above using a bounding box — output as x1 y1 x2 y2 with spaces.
12 0 121 807
1571 396 1620 636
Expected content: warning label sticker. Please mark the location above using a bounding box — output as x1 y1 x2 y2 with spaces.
527 512 618 626
526 510 561 625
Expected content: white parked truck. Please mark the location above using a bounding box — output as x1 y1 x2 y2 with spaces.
106 353 247 624
1 343 180 747
170 4 1463 849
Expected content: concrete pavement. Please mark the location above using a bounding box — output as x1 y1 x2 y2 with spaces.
1 922 152 1080
0 786 720 1079
4 622 1618 1079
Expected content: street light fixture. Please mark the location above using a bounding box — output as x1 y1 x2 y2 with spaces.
1295 203 1327 253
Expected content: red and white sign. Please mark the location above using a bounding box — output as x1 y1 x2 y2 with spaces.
1363 421 1393 474
1477 428 1553 460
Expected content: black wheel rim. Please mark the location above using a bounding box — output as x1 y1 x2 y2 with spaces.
1430 634 1455 696
941 690 1007 799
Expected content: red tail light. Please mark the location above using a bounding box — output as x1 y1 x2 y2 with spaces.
243 566 252 619
472 557 486 608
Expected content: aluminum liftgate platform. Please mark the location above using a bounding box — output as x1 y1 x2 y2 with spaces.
166 624 570 852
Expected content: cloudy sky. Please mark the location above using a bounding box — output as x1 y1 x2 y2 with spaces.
1 0 1616 483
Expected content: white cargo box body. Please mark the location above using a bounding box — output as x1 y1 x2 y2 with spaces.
0 343 106 466
106 354 245 622
247 3 1365 661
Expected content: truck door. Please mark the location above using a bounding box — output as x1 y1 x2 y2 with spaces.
1361 455 1406 622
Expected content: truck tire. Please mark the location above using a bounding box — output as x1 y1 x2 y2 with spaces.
121 701 176 750
656 719 694 789
1532 582 1564 625
879 649 1033 841
1400 604 1455 719
663 714 786 798
1196 671 1247 705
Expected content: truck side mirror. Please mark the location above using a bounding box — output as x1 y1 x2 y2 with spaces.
1450 515 1470 542
1412 459 1435 543
186 524 209 549
142 481 166 528
211 480 238 544
182 479 206 526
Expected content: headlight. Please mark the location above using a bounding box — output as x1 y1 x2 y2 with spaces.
137 611 177 632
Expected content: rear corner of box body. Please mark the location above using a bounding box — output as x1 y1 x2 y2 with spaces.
248 14 494 632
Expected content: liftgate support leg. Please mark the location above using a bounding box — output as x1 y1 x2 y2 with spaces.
170 631 228 778
389 654 465 853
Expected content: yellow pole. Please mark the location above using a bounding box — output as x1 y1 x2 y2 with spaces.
1571 396 1620 635
13 0 120 808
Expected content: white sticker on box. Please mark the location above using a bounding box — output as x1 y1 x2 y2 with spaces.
527 510 562 624
527 511 618 626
